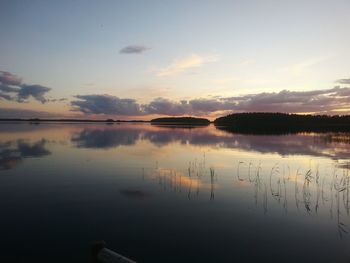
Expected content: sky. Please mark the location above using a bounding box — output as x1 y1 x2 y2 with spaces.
1 0 350 120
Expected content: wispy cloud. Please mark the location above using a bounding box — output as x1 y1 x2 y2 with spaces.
336 78 350 84
157 54 219 76
119 45 151 54
282 55 332 76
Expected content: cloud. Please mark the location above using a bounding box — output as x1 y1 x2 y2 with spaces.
0 71 51 103
143 98 191 116
218 87 350 114
17 85 51 103
71 86 350 117
157 54 219 76
47 98 67 102
189 99 233 114
71 95 142 115
0 84 19 93
336 78 350 84
0 92 14 101
143 97 234 116
119 45 150 54
0 71 22 86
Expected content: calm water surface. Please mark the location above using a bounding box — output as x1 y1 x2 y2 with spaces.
0 123 349 262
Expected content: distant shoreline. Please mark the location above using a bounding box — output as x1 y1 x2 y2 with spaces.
0 118 150 123
2 113 350 134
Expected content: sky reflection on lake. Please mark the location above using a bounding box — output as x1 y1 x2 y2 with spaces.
0 123 349 263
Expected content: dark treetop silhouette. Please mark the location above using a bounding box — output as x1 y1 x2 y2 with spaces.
151 117 210 125
214 112 350 134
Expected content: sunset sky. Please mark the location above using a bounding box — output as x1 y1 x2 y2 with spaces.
1 0 350 119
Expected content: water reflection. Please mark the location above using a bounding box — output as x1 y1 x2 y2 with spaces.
145 156 218 200
235 161 350 238
72 127 139 149
0 139 50 170
70 124 350 161
1 123 350 262
141 158 350 238
1 123 350 171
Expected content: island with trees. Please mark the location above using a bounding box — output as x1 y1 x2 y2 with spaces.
214 112 350 134
151 117 210 126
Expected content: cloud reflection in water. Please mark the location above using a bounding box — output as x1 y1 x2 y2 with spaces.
70 124 350 162
0 139 51 170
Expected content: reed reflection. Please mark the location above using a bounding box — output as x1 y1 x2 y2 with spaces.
139 155 218 201
233 160 350 238
136 155 349 237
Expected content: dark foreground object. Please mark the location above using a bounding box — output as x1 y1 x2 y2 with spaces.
91 241 137 263
215 112 350 134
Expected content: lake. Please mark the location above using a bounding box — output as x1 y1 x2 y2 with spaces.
0 122 349 262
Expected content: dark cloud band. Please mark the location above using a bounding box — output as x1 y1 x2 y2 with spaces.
71 86 350 116
71 95 142 115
